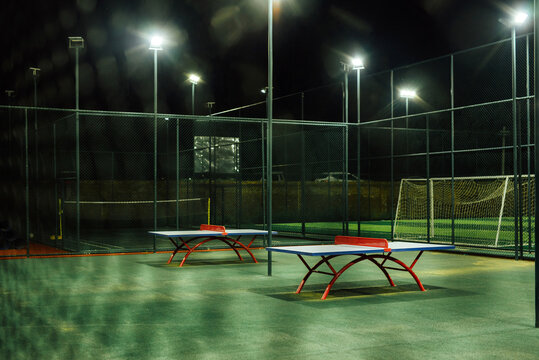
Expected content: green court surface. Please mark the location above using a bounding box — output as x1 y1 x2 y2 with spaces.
1 248 537 359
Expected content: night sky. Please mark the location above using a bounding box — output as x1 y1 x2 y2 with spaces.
0 0 534 119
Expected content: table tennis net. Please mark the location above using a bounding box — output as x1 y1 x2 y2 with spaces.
62 197 210 228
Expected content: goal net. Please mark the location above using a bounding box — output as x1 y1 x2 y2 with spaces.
393 175 535 247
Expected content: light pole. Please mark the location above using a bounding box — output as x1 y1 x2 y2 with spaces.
68 36 84 251
267 0 274 276
150 35 163 242
352 57 364 236
30 67 40 176
5 90 15 162
533 0 539 330
400 88 416 178
500 10 527 260
188 74 200 115
342 62 350 235
510 11 527 261
206 101 215 116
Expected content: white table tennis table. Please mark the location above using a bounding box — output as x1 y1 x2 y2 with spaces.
150 224 276 267
266 236 455 300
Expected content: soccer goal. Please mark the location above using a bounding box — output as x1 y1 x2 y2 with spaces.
393 175 535 247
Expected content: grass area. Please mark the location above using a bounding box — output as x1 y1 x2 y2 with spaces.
273 219 535 251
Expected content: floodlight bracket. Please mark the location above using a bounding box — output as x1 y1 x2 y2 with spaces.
340 62 351 72
29 67 41 76
68 37 85 49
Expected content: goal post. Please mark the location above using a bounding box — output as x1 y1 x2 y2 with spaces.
393 175 535 247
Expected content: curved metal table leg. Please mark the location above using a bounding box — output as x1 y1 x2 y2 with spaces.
371 254 426 291
296 255 339 294
222 236 258 264
167 236 207 264
178 238 243 267
315 253 426 300
321 255 395 300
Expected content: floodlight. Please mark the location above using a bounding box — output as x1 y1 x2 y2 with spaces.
149 36 163 50
188 74 200 85
400 89 417 99
29 67 41 76
68 36 84 49
512 11 528 25
351 57 365 70
261 88 267 94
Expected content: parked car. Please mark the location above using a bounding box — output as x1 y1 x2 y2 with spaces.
314 172 358 182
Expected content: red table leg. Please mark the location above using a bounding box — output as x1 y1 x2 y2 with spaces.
293 252 427 300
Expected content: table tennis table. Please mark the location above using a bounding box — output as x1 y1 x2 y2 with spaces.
150 224 276 267
266 236 455 300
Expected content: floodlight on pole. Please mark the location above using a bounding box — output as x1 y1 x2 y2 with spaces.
352 56 364 236
188 74 200 85
68 36 84 252
149 36 163 50
149 35 163 241
400 88 416 178
351 57 365 70
512 11 528 25
30 67 41 178
504 9 527 259
400 89 417 99
188 74 200 115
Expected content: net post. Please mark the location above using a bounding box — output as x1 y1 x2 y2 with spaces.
495 176 510 247
208 198 211 225
393 179 404 239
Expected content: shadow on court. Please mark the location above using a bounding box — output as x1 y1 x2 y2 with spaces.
138 257 268 268
252 281 477 307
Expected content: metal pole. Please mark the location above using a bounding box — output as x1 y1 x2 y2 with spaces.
451 55 455 245
426 115 430 243
53 123 58 244
191 83 195 115
526 35 532 253
301 92 306 237
176 118 180 229
344 65 349 236
75 48 80 252
32 69 39 177
405 97 409 178
534 0 539 328
512 26 519 260
301 90 306 235
357 68 361 236
31 68 39 250
25 109 30 257
267 0 273 276
153 49 158 251
390 71 394 241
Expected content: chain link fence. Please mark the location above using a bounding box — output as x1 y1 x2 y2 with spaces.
0 35 535 259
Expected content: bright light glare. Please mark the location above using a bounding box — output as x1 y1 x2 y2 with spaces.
351 57 365 69
512 11 528 25
149 36 163 50
400 89 417 99
261 88 267 94
188 74 200 84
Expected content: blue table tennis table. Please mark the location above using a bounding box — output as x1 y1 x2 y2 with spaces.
266 236 455 300
150 224 276 267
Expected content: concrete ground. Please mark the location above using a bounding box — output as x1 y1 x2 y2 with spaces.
1 247 537 359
